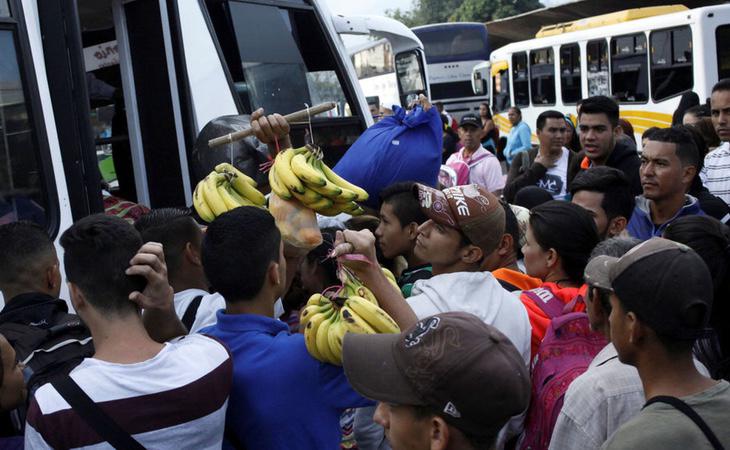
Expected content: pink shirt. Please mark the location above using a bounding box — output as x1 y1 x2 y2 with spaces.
446 146 505 192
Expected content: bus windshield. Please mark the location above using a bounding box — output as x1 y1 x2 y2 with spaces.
207 0 353 118
414 25 489 64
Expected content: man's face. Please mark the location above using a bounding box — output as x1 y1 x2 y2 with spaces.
608 294 636 365
375 202 415 260
369 104 380 118
579 113 618 164
374 403 432 450
711 89 730 141
572 190 609 239
640 140 691 202
458 125 481 151
415 219 466 272
0 336 26 412
537 117 567 154
507 109 520 125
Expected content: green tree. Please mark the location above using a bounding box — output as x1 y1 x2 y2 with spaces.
387 0 543 27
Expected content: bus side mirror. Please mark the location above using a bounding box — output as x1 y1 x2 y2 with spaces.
395 50 428 108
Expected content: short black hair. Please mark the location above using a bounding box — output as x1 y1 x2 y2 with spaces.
134 208 201 277
684 104 710 118
60 214 144 315
536 110 566 130
645 126 699 168
570 166 635 221
202 207 281 302
0 221 56 289
412 405 497 450
379 182 427 227
578 96 619 128
530 201 599 284
642 126 660 141
712 78 730 93
509 106 522 116
502 201 522 258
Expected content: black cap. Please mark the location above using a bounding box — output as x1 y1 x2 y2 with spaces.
459 114 481 129
584 238 713 340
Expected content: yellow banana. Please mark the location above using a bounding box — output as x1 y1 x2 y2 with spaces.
311 160 359 201
291 153 327 187
291 187 324 206
300 302 333 330
334 201 361 214
306 197 335 212
215 162 257 187
193 182 215 223
315 312 339 364
355 285 378 304
268 165 293 200
382 267 397 284
315 206 342 217
327 316 346 365
217 182 242 210
202 174 228 217
274 150 306 194
229 173 266 206
345 296 400 334
317 160 369 201
340 306 377 334
306 293 329 308
227 186 256 207
304 313 329 362
304 179 343 199
350 206 365 216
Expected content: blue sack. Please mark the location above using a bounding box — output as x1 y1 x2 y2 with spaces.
333 105 443 209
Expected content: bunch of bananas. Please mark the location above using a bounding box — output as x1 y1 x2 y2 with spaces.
300 267 401 365
193 163 266 222
269 146 368 216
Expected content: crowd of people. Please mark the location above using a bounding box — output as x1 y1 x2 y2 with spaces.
0 80 729 450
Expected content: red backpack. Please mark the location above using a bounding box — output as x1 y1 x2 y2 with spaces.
519 289 607 450
438 153 491 187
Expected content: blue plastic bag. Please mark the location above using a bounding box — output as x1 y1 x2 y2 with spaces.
333 105 443 209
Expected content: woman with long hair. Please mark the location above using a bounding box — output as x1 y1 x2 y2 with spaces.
478 102 499 152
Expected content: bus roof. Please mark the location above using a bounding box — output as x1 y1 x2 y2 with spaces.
412 22 487 32
535 5 687 37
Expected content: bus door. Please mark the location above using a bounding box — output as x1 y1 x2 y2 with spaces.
38 0 195 216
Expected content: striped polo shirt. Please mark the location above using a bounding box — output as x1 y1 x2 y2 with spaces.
701 142 730 206
24 334 232 449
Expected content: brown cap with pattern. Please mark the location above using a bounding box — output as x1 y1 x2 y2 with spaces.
342 312 530 438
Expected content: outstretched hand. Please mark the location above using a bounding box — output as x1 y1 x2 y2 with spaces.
126 242 174 311
332 229 379 273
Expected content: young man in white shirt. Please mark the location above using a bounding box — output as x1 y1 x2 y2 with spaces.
504 110 578 202
25 215 232 449
135 208 224 332
701 78 730 206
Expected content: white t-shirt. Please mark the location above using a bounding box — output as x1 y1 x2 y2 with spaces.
537 147 569 200
25 334 232 449
174 289 225 333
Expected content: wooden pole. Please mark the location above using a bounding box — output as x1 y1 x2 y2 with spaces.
207 102 337 148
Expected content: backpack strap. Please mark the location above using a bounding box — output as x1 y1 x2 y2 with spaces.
52 376 145 450
522 287 566 319
182 295 204 331
644 396 725 450
467 152 491 168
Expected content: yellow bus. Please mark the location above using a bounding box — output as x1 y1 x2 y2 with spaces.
488 4 730 142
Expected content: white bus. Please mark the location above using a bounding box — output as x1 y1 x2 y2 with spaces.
413 22 490 119
350 39 401 112
0 0 425 303
488 4 730 142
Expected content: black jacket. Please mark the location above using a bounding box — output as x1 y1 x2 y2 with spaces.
0 293 72 328
504 147 579 203
570 139 642 196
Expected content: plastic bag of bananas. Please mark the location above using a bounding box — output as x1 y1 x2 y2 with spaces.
269 145 369 217
193 162 266 222
300 265 400 365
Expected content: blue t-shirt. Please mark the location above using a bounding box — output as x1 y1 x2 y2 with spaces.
202 311 371 450
504 121 532 165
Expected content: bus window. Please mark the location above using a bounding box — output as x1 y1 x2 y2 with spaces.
611 33 648 103
208 1 353 117
530 47 555 105
512 52 529 106
651 26 692 101
0 2 8 16
0 29 50 226
587 40 609 97
560 44 581 104
492 69 510 113
352 41 393 80
717 25 730 80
